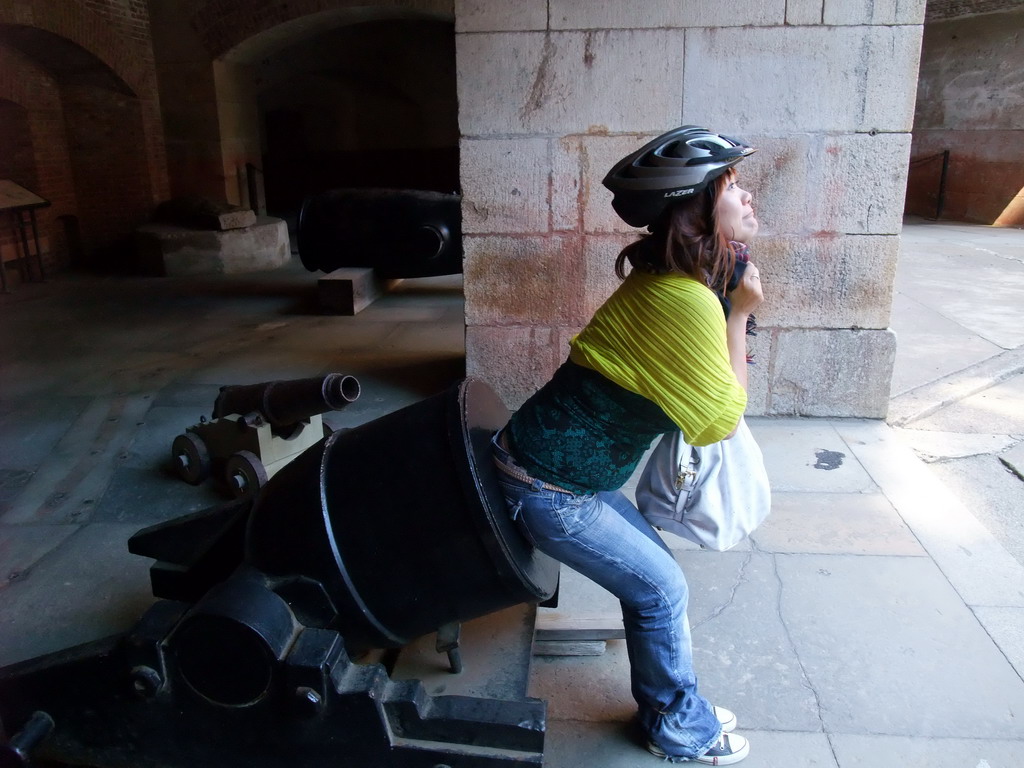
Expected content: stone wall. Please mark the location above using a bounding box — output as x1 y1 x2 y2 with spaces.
458 0 925 418
905 7 1024 226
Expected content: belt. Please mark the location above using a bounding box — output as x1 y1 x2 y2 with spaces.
492 437 577 495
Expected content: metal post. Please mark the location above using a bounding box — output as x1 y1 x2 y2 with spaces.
936 149 950 221
0 218 9 293
16 210 31 282
28 209 44 281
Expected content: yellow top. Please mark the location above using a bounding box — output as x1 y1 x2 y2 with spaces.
569 269 746 446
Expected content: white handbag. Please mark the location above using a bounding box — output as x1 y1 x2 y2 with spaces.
635 418 771 551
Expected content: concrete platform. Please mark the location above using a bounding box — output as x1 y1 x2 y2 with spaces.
2 221 1023 767
134 216 291 276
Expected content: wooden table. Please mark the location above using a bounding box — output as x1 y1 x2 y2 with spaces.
0 179 50 292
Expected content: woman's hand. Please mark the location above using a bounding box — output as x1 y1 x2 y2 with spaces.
725 261 764 398
728 261 764 318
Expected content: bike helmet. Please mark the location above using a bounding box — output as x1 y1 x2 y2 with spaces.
602 125 756 228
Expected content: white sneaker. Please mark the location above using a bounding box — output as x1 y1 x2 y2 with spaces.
647 732 750 765
713 706 737 733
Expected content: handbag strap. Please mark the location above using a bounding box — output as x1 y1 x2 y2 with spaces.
673 442 699 492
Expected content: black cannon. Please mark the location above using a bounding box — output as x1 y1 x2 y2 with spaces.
171 373 361 498
0 378 560 767
297 188 462 279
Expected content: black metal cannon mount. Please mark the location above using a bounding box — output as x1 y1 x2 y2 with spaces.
0 379 560 767
297 188 462 279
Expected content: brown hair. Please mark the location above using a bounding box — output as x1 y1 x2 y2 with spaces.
614 170 737 294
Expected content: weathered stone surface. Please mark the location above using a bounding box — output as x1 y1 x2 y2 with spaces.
465 325 562 407
741 132 910 236
823 0 927 25
0 523 155 666
456 30 683 136
546 722 841 767
744 329 771 415
581 234 628 319
973 606 1024 681
736 134 812 237
915 15 1022 131
1002 441 1024 480
748 417 878 493
786 0 823 25
769 328 897 417
778 554 1024 738
816 132 912 234
134 217 290 276
894 225 1024 349
153 195 256 230
551 133 657 234
549 0 785 29
755 491 925 555
684 26 922 133
463 234 585 326
831 734 1024 768
582 134 656 233
685 552 824 731
754 234 899 330
454 0 547 32
897 429 1019 463
460 137 550 233
836 419 1024 608
862 26 923 133
550 136 582 232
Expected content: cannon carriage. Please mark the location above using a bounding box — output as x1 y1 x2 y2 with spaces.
171 373 361 498
2 378 559 767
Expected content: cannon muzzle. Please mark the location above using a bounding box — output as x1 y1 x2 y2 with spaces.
213 374 360 432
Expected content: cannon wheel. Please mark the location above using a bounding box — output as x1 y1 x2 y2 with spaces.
172 432 211 485
225 451 268 498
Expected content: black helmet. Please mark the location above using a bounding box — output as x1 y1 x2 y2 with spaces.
602 126 756 228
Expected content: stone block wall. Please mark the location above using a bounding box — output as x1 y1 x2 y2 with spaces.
458 0 924 418
905 7 1024 226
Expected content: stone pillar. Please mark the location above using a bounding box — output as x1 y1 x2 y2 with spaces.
149 2 227 202
457 0 924 418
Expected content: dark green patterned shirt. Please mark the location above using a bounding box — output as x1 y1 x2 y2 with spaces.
506 360 677 495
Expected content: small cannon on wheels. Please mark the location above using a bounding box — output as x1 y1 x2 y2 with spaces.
171 373 360 497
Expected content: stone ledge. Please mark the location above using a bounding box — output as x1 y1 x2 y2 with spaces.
134 217 290 276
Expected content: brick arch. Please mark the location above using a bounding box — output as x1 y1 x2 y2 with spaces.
0 46 61 110
0 45 76 275
187 0 453 62
0 3 169 268
0 1 154 99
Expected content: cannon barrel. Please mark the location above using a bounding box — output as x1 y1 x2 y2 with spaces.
246 378 559 649
213 373 360 430
297 187 462 279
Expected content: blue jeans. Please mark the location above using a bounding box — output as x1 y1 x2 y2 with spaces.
492 435 721 760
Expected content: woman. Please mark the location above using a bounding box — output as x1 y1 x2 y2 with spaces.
491 126 763 764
